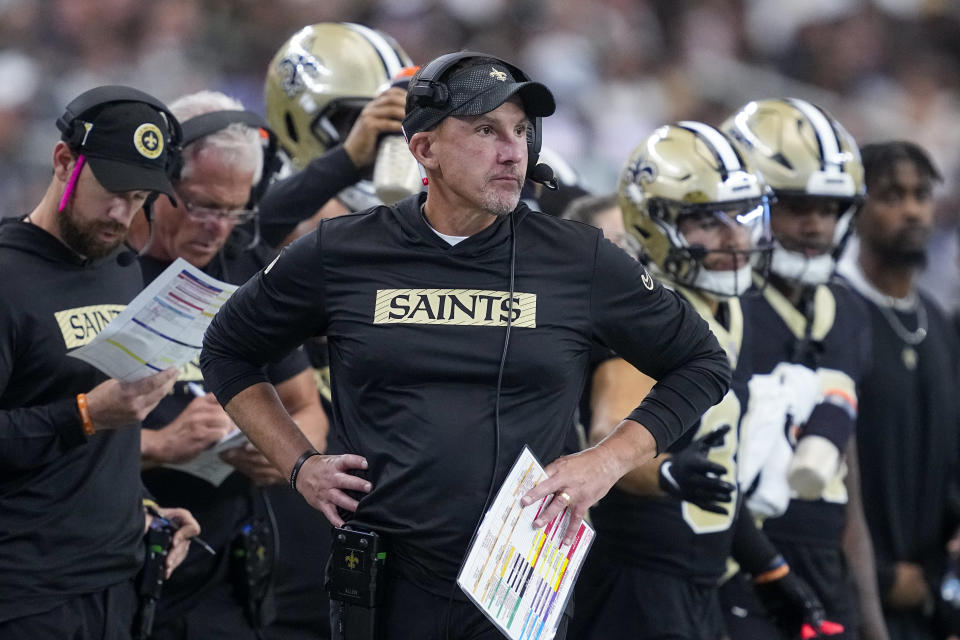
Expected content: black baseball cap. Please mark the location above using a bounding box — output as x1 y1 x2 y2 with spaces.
403 58 556 138
64 101 176 197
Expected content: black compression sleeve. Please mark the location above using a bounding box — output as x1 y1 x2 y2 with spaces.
731 512 782 575
258 146 360 247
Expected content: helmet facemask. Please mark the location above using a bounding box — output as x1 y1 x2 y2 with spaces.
619 121 773 300
722 98 865 286
658 198 773 298
766 192 863 285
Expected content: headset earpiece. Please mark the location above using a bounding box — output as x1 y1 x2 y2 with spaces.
57 118 87 149
409 81 448 109
527 116 542 177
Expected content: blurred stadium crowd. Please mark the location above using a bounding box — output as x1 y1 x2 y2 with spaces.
3 0 960 308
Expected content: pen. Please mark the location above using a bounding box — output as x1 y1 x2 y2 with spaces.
145 505 216 556
186 382 206 398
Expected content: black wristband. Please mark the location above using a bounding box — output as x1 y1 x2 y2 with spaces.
290 449 321 492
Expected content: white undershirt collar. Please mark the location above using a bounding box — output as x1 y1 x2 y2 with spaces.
421 204 469 246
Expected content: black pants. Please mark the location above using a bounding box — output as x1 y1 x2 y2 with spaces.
568 555 724 640
262 486 331 640
720 562 859 640
331 571 569 640
772 540 858 639
150 583 262 640
719 572 784 640
0 579 137 639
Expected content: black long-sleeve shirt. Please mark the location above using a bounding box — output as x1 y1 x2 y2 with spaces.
257 146 360 248
0 219 146 622
138 232 311 624
200 193 731 596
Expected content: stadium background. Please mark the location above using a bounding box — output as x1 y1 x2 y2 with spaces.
1 0 959 308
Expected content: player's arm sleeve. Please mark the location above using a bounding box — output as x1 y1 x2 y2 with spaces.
200 226 329 407
0 308 89 470
589 236 731 454
258 146 360 247
803 369 858 452
731 509 783 575
803 289 872 452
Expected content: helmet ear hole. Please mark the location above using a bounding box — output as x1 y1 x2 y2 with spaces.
284 112 299 144
631 223 651 240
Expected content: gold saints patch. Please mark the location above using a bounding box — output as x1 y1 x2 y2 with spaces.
489 67 508 82
373 289 536 328
54 304 126 349
133 123 164 159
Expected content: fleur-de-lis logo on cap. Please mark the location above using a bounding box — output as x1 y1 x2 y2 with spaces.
489 67 507 82
133 123 164 159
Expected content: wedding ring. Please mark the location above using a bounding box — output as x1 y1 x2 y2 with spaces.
558 491 571 503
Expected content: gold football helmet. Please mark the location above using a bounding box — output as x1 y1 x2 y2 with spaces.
722 98 864 283
264 22 412 169
721 97 863 203
619 121 771 297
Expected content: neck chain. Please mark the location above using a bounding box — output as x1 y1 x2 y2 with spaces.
878 297 928 345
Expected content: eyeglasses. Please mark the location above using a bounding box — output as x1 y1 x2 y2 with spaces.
179 197 257 224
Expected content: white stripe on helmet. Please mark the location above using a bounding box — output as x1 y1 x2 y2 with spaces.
785 98 842 169
343 22 406 79
679 120 742 172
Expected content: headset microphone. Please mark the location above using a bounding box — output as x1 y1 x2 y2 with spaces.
687 245 708 261
116 248 138 266
529 163 558 190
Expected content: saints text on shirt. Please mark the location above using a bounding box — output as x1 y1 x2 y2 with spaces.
373 289 537 328
54 304 125 349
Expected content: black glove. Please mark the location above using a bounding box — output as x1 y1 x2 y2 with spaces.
754 561 828 638
658 425 734 514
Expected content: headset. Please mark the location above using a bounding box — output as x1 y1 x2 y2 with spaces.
57 85 183 168
172 110 282 210
405 51 556 189
56 86 184 215
166 110 282 253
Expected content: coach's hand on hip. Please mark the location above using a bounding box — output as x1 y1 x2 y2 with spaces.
294 453 372 527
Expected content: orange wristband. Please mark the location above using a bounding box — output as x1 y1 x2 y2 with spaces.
77 393 94 436
754 563 790 584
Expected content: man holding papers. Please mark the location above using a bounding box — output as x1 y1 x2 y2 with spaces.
127 90 328 639
0 86 199 638
200 52 730 639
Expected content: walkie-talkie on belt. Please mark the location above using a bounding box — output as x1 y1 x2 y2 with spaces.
328 526 387 640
